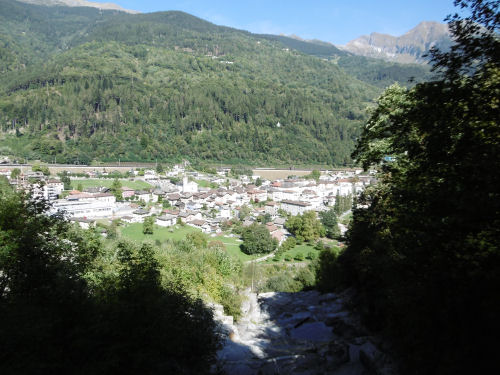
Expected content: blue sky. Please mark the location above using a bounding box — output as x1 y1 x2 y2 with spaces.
114 1 459 44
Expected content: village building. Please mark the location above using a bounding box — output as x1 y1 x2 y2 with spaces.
265 201 279 217
156 214 177 227
280 200 313 216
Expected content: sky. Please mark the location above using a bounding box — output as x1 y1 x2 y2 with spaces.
113 0 459 45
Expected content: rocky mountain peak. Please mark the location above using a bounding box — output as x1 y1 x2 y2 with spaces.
341 21 451 64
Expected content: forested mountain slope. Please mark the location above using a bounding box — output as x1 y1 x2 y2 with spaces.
259 34 433 88
0 0 429 165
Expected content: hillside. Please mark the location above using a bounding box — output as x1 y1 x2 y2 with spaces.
0 0 430 166
259 33 433 88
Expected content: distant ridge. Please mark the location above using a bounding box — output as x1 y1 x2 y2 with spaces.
340 21 452 64
17 0 139 13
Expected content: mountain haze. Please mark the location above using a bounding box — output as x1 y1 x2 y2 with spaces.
17 0 139 13
341 21 451 64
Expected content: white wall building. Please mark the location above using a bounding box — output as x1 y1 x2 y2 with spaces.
182 177 198 193
280 200 313 216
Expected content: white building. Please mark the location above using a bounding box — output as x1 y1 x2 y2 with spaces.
44 179 64 200
52 199 114 219
182 177 198 193
156 214 177 227
265 201 279 217
280 200 313 216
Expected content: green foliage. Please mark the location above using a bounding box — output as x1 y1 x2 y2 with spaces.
333 192 352 215
305 169 321 181
319 208 340 239
306 251 316 260
331 2 500 373
238 204 251 221
0 0 396 166
9 167 20 179
285 211 325 242
0 184 220 374
110 178 122 201
259 33 432 88
186 231 208 248
31 163 50 176
219 285 243 320
263 272 302 292
276 236 296 257
142 216 154 235
240 223 277 255
294 252 304 261
259 263 316 292
230 166 253 178
106 219 119 240
257 213 272 224
58 170 71 190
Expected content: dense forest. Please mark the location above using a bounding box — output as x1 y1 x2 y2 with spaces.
320 1 500 373
0 0 430 166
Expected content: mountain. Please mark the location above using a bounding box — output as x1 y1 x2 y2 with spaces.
259 33 433 88
17 0 139 13
341 21 452 64
0 0 431 166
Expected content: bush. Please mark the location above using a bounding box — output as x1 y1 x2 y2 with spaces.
263 273 302 292
220 286 242 320
294 253 304 261
240 223 277 255
306 251 316 260
295 267 316 289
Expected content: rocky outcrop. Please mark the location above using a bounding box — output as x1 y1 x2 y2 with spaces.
213 289 397 374
341 21 451 64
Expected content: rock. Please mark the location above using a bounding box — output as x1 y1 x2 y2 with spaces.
290 321 333 342
319 292 338 304
217 340 254 362
214 290 396 375
326 316 366 339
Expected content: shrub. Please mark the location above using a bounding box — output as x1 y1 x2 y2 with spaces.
306 251 316 260
294 253 304 261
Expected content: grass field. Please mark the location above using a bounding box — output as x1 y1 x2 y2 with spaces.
71 179 152 190
214 235 258 262
120 223 201 243
194 179 219 189
265 243 318 263
120 224 260 261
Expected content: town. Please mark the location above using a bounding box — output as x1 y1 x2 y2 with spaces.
1 162 375 255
